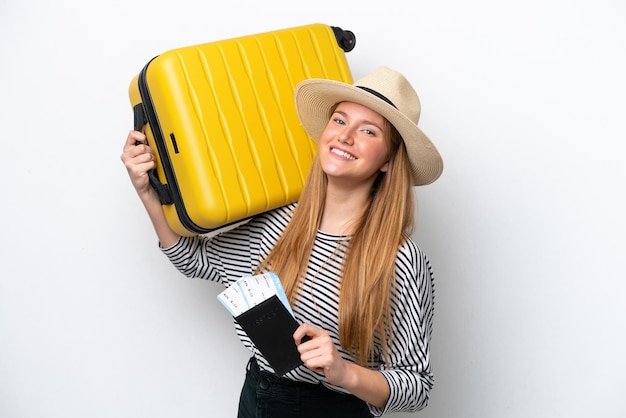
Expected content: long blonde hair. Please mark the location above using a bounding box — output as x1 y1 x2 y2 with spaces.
257 121 415 366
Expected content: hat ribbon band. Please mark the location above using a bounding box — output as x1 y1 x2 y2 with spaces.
356 86 398 109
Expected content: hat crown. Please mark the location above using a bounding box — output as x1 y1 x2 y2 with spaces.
353 66 421 125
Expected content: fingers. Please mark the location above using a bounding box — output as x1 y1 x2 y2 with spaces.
121 131 153 162
294 324 334 359
294 324 348 384
125 130 147 149
121 130 156 194
293 323 320 346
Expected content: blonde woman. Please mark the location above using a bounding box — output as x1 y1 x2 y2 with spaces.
121 66 443 417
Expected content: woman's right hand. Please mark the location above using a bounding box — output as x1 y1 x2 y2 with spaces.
120 130 156 199
120 130 181 247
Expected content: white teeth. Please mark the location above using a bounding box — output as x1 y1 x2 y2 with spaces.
331 148 356 160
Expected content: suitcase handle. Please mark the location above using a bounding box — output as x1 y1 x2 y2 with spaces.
331 26 356 52
132 104 174 205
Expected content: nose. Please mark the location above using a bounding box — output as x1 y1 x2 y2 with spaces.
337 128 354 145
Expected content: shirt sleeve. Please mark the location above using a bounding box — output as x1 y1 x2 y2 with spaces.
159 205 292 287
160 223 257 287
368 239 435 416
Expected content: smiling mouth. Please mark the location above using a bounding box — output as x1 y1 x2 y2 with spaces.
330 147 357 160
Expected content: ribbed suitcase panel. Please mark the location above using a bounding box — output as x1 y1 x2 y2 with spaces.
133 24 353 234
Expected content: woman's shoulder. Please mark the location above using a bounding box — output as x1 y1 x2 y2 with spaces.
395 236 433 278
226 203 296 239
393 236 435 301
397 235 425 260
252 203 296 227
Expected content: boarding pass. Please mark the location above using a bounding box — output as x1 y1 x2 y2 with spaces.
217 272 293 317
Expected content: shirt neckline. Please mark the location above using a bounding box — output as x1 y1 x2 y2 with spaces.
317 230 351 241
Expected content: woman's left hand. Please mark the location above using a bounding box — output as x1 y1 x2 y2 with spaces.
293 323 350 387
294 322 390 408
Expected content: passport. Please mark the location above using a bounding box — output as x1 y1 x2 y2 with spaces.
217 273 302 375
235 294 303 375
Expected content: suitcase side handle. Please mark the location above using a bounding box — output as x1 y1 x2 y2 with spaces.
133 103 147 132
133 104 174 205
331 26 356 52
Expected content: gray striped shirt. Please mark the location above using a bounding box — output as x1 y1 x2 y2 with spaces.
162 203 434 416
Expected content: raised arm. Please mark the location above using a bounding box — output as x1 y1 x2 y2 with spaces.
120 130 180 248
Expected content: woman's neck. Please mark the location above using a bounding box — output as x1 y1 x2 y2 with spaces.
319 182 370 235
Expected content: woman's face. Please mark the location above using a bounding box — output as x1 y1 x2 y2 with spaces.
318 101 390 186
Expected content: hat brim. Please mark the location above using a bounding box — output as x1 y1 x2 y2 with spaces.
295 79 443 186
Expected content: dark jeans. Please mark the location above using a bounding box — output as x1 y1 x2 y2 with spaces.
237 357 373 418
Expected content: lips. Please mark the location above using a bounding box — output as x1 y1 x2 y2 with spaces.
330 147 356 160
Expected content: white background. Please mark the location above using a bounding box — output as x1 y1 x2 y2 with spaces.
1 0 625 417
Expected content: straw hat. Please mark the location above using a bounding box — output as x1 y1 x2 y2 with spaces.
294 66 443 186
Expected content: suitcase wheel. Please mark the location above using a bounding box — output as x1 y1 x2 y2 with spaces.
331 26 356 52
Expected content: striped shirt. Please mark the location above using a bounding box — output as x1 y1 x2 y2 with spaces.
162 203 435 416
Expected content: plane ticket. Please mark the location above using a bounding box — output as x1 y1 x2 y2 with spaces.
217 272 293 317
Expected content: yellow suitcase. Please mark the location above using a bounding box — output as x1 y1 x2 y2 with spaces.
129 23 355 236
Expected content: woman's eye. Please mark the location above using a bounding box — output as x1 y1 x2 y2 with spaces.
334 118 346 125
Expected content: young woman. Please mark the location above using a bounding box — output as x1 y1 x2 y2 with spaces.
121 66 443 417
